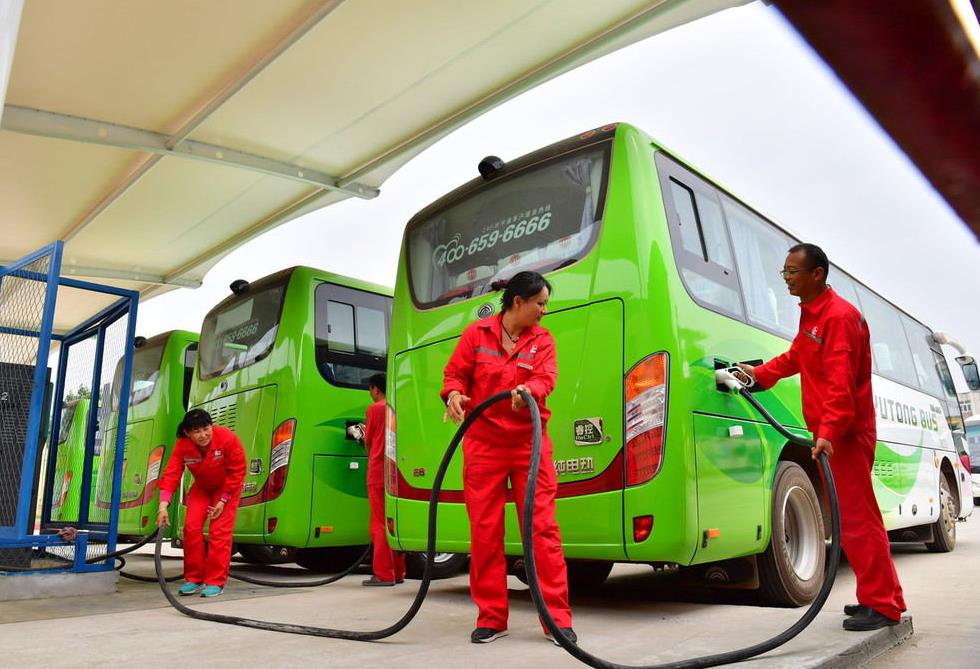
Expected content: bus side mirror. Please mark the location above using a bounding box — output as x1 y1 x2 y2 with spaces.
956 355 980 391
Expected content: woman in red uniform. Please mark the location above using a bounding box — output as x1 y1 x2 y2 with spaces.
442 270 574 646
156 409 246 598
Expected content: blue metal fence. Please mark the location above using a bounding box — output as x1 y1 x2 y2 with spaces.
0 241 139 575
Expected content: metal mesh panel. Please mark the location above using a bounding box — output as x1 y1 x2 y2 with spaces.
48 340 97 525
90 318 127 525
0 255 51 529
0 538 109 573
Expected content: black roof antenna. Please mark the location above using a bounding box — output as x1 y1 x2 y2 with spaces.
478 156 505 180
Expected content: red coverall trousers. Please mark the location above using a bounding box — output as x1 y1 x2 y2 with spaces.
183 485 241 587
368 482 405 582
463 434 571 631
830 430 906 620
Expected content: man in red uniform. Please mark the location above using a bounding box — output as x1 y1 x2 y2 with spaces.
157 409 245 597
442 271 574 645
739 243 906 631
361 372 405 586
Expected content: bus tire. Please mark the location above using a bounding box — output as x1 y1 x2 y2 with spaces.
925 474 956 553
758 461 825 607
295 546 368 573
237 543 298 565
405 552 468 580
565 559 613 591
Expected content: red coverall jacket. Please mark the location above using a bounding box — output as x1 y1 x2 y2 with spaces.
158 425 246 504
440 316 557 436
753 287 875 441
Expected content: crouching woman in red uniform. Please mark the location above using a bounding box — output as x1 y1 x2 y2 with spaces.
442 271 575 646
156 409 246 598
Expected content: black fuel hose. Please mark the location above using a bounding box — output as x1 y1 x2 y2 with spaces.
153 390 515 640
85 527 162 564
519 386 842 669
122 544 371 588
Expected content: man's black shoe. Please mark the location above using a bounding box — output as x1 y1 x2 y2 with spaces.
545 627 578 646
842 609 899 631
843 604 870 616
471 628 508 643
361 576 395 587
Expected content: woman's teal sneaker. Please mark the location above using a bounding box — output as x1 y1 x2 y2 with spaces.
200 585 223 598
177 581 202 596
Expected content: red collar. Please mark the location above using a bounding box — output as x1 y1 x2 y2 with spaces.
800 286 835 317
475 314 543 340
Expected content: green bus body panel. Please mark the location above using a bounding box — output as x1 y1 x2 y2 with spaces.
114 418 155 526
309 455 369 546
391 300 625 558
98 330 198 537
189 266 390 548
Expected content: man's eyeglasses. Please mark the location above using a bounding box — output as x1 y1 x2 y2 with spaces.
779 267 814 278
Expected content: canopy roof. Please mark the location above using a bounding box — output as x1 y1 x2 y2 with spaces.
0 0 745 333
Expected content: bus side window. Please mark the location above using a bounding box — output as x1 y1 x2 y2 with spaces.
325 301 356 353
314 283 391 389
724 197 797 339
828 266 861 310
900 316 944 399
662 173 744 319
857 285 919 388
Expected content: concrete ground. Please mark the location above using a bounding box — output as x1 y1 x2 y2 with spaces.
5 517 977 669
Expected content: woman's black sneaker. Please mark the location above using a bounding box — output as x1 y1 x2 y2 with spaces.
471 628 508 643
545 628 578 646
842 609 899 631
843 604 869 616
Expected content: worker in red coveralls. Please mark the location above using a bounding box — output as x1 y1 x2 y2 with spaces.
360 372 406 586
156 409 245 598
739 243 906 631
442 270 574 646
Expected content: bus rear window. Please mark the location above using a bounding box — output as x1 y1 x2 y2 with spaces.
199 284 286 380
407 145 609 308
111 339 167 410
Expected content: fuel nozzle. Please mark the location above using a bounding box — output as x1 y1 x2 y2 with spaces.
715 366 756 392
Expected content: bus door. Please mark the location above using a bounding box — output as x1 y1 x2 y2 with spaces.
540 301 624 558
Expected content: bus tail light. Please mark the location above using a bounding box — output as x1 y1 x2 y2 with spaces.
384 404 397 496
625 353 667 486
959 452 971 473
267 419 296 501
146 445 164 487
146 446 164 477
58 471 73 508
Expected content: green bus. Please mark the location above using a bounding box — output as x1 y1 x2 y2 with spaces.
386 123 974 604
49 397 97 523
93 331 199 538
188 267 393 571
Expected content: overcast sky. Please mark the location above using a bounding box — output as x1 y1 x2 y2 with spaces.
135 2 980 390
